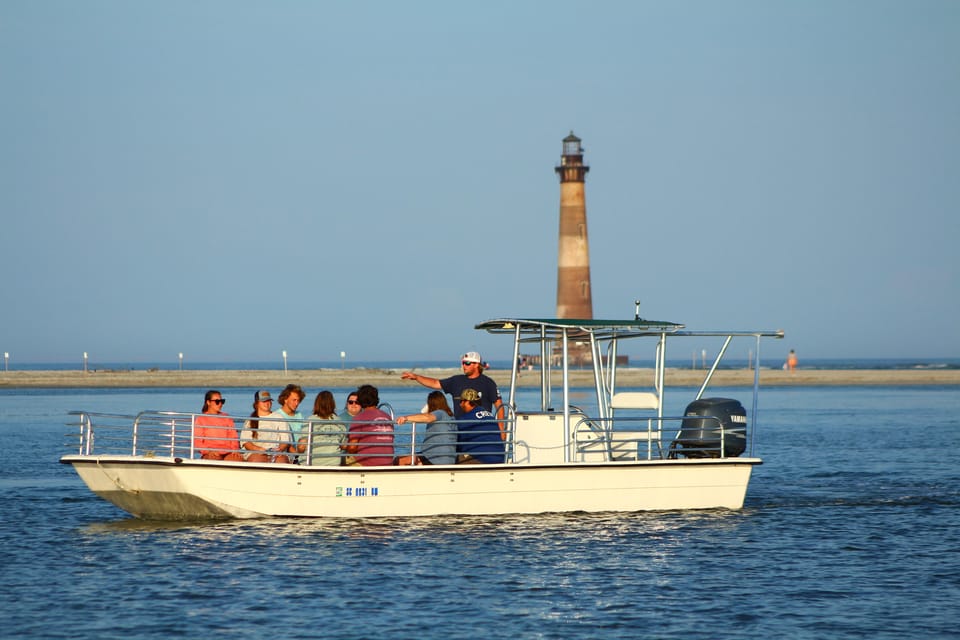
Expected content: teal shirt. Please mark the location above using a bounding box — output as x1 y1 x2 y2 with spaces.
268 408 305 441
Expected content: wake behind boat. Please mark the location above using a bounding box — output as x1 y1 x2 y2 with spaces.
61 316 783 519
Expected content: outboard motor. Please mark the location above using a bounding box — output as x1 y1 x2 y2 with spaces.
672 397 747 458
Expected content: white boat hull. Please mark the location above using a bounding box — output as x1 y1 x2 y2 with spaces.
61 456 759 520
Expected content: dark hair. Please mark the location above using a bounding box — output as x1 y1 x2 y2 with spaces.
278 384 305 406
312 390 336 419
248 393 263 433
356 384 379 409
202 389 221 413
427 390 453 416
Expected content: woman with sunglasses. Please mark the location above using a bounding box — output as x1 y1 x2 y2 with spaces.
194 390 244 461
343 391 361 420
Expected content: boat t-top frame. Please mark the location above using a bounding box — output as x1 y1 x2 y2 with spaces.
476 317 784 455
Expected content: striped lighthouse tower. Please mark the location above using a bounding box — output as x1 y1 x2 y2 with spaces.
555 132 594 320
554 132 594 365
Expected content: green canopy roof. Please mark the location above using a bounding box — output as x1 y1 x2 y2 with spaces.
475 318 685 342
475 318 784 342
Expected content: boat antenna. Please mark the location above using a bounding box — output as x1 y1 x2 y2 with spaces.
634 299 641 321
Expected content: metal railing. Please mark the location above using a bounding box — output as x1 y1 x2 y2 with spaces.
66 405 749 466
572 413 749 462
66 410 516 466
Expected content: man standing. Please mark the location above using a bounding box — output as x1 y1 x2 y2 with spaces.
401 351 502 419
194 390 244 461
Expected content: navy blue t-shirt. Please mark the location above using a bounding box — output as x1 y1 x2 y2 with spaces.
440 374 501 418
457 408 505 463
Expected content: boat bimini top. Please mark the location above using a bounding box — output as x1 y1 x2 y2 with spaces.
476 316 784 441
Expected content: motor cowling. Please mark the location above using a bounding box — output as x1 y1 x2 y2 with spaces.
673 397 747 458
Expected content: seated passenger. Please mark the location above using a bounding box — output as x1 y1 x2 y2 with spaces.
302 390 347 466
395 390 457 465
271 384 307 442
455 388 506 464
240 390 278 462
342 390 361 421
342 384 394 466
255 384 306 464
195 390 244 461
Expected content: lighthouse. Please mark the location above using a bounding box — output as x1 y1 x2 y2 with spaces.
554 132 594 365
555 132 594 320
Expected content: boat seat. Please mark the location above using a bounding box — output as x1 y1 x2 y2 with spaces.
609 392 662 460
610 392 659 410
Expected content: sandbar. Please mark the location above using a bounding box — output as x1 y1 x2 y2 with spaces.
1 367 957 389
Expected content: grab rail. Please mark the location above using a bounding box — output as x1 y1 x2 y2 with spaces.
66 410 516 466
572 413 747 461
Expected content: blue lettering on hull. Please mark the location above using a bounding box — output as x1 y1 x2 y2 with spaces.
336 487 379 497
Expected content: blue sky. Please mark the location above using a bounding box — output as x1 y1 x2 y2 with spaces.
2 1 958 366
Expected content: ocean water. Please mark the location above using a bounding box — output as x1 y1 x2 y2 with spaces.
2 385 959 639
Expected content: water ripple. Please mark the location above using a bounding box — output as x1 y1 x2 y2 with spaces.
4 387 960 638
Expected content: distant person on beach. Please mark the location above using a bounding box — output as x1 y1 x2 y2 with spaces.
455 388 505 464
240 390 278 462
194 390 244 461
786 350 798 372
342 384 394 466
301 389 346 466
395 390 457 465
401 351 503 420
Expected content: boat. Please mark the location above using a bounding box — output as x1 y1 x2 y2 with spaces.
61 315 783 520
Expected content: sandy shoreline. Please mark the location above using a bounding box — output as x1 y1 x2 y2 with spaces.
1 367 958 389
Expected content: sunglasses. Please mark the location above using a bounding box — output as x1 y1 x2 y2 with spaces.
461 361 476 366
347 400 360 405
211 399 225 405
